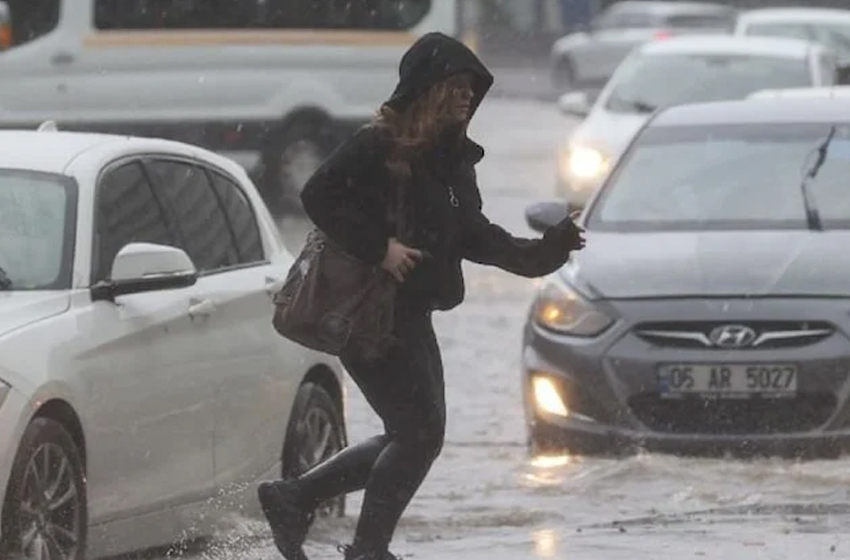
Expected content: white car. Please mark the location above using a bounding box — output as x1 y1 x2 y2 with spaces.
734 7 850 58
549 0 736 91
0 126 347 560
553 35 839 212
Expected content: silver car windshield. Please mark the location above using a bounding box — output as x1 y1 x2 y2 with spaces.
0 170 75 290
605 54 813 114
587 122 850 232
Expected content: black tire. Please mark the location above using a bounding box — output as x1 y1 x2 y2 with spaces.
260 120 336 218
281 382 347 519
1 417 87 560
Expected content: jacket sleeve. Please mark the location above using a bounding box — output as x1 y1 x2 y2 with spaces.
459 169 576 278
300 126 389 266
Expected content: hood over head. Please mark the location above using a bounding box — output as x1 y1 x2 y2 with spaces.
385 32 495 123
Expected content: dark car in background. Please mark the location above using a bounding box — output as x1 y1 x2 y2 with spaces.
523 97 850 459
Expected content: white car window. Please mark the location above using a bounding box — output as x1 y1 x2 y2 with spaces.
664 13 735 30
146 159 240 274
4 0 60 48
94 161 176 283
94 0 432 30
810 23 850 56
208 171 265 264
744 22 812 41
0 171 72 289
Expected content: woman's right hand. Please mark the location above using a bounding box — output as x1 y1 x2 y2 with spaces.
381 238 423 283
552 216 586 252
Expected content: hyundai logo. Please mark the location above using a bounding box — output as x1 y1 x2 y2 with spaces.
708 324 757 349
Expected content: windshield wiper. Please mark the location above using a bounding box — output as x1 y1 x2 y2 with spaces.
629 99 657 113
0 265 10 290
611 92 657 113
799 125 836 232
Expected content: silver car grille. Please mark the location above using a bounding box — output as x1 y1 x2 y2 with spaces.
634 321 834 350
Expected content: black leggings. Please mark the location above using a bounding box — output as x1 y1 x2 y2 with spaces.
295 308 445 550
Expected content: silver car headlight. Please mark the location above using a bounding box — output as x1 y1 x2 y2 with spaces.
533 277 613 336
0 379 9 409
559 143 611 182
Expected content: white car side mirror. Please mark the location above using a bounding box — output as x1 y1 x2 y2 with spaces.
559 91 591 118
92 242 198 302
525 200 570 234
111 242 195 281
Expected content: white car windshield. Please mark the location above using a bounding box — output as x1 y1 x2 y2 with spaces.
0 171 74 290
747 21 850 55
605 53 813 114
586 122 850 232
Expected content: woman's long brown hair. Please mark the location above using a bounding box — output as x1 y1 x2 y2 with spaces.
374 80 466 178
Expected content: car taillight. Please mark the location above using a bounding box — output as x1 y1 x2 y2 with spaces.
653 29 672 40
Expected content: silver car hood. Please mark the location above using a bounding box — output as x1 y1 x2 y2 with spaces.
564 230 850 299
0 292 70 338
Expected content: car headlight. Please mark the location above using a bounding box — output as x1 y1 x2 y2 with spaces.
560 144 610 181
533 278 613 336
0 379 9 409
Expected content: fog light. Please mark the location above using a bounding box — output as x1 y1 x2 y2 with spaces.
533 376 568 417
531 453 573 468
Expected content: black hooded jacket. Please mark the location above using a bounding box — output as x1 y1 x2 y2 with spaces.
300 32 580 312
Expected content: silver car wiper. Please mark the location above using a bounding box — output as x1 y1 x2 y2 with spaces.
799 125 836 232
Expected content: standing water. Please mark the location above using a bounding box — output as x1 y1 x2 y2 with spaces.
170 99 850 560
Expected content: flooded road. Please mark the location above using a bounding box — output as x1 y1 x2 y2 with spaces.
165 98 850 560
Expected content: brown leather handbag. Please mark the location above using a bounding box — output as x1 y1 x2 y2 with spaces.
271 189 403 362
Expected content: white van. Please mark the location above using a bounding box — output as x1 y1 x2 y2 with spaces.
0 0 459 215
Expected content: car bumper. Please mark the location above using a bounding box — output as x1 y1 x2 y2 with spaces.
530 414 850 459
522 297 850 459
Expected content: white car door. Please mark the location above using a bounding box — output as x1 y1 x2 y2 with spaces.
142 158 299 488
76 160 216 523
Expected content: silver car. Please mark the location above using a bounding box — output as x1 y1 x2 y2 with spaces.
523 97 850 459
554 35 838 213
735 7 850 59
550 0 737 91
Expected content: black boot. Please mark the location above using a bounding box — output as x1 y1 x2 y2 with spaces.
337 543 402 560
258 479 315 560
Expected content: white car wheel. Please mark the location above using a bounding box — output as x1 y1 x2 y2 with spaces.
1 418 87 560
281 382 346 519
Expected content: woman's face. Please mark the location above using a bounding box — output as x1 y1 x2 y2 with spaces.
443 73 475 122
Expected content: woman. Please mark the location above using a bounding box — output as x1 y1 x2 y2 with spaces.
258 32 586 560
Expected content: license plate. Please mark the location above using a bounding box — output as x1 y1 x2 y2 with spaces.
657 364 798 398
